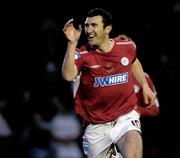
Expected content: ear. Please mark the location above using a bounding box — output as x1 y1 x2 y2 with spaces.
105 25 112 34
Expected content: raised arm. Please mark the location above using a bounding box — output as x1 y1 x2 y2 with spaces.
62 19 82 81
131 58 156 107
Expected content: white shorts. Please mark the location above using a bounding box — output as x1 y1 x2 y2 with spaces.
82 110 141 158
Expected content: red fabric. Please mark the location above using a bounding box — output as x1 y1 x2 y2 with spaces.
133 73 160 117
74 38 138 124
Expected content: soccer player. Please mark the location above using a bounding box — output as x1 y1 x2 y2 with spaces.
62 8 156 158
72 72 160 157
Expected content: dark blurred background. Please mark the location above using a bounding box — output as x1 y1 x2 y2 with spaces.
0 0 180 157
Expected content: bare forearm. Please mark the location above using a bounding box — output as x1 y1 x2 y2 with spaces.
132 58 156 106
131 59 148 87
62 41 78 81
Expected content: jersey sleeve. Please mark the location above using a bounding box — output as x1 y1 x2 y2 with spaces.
74 47 86 74
122 37 137 63
113 37 137 63
131 40 137 63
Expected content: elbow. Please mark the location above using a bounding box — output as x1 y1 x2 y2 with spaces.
63 76 74 82
61 65 77 81
62 72 75 81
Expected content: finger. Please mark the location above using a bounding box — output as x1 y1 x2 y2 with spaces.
62 19 74 32
78 25 82 32
149 96 157 108
144 96 149 105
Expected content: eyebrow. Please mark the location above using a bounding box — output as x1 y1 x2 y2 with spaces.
85 22 98 26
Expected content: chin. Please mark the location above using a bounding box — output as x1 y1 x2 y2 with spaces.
88 41 96 46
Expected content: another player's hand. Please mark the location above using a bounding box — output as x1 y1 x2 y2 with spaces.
63 19 82 42
116 34 128 40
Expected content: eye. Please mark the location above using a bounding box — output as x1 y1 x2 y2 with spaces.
92 23 97 27
85 23 89 27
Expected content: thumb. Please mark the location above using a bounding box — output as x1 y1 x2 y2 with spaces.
144 96 149 105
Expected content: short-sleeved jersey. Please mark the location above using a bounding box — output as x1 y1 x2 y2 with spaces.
133 73 160 117
74 38 137 124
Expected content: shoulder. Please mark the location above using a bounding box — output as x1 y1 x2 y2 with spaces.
113 37 136 49
75 45 91 59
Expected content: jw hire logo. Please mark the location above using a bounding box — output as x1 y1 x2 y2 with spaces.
94 72 128 87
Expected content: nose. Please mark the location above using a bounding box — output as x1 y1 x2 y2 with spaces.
85 25 93 33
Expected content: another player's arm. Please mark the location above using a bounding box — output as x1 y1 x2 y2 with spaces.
115 34 128 40
62 19 82 81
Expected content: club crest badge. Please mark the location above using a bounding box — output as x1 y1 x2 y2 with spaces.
120 57 129 66
134 84 140 93
75 51 80 59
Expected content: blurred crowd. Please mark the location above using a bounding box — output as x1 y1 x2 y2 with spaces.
0 1 180 157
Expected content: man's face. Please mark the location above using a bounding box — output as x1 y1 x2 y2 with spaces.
84 16 106 47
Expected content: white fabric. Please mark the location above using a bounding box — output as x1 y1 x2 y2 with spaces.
83 110 141 158
50 113 81 140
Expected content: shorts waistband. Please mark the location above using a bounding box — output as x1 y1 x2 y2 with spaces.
105 109 139 125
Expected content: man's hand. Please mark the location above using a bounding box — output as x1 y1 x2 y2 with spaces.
142 85 157 108
63 19 82 42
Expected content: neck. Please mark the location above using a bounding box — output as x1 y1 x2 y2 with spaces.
97 39 114 53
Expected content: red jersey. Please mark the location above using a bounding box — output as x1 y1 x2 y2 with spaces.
74 38 137 124
133 73 160 117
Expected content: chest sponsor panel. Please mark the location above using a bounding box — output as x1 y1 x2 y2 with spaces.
94 72 128 87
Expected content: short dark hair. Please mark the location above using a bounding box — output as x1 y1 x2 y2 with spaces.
87 8 112 28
